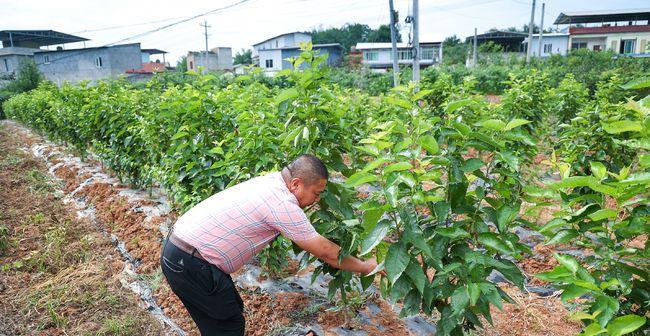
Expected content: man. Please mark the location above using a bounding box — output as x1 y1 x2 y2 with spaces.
161 154 379 335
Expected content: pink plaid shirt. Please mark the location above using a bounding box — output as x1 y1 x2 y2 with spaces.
173 172 318 273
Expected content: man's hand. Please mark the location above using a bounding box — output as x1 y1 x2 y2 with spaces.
295 234 386 276
362 258 386 276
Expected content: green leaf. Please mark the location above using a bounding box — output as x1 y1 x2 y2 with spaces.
385 242 410 284
446 99 475 114
479 119 507 131
553 253 581 274
602 120 642 134
360 219 391 256
546 229 579 245
478 232 512 254
504 118 531 131
360 275 374 291
606 314 646 336
461 158 483 172
468 283 481 306
171 131 188 140
621 76 650 89
496 204 518 233
419 135 439 154
579 323 606 336
451 286 469 316
588 209 617 221
346 172 378 187
275 88 299 105
590 162 607 180
361 158 389 173
479 282 503 310
383 162 412 175
405 260 427 294
561 284 592 301
436 227 470 239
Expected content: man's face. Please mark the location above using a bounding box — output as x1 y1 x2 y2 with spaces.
293 178 327 208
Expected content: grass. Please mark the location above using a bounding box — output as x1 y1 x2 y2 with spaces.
0 224 9 256
25 169 54 193
95 316 141 336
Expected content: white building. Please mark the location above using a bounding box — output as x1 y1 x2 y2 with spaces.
354 42 442 71
523 33 570 57
252 32 342 74
187 47 233 72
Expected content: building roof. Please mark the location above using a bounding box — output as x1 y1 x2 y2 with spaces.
253 31 310 47
0 30 88 47
141 48 167 54
258 43 342 51
554 8 650 24
33 43 140 54
465 30 527 43
355 42 441 50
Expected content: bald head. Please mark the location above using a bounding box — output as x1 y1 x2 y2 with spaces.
285 154 328 186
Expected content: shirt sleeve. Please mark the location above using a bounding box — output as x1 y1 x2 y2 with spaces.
268 200 318 242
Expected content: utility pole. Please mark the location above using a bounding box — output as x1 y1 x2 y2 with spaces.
537 3 545 58
526 0 536 64
412 0 420 83
472 27 478 67
200 21 211 74
389 0 399 87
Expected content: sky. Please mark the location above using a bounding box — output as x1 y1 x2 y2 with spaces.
1 0 649 64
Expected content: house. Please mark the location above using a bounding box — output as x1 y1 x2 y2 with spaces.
0 30 88 77
252 32 342 74
523 33 570 57
0 30 158 85
186 47 233 72
355 42 442 71
554 8 650 55
32 43 143 85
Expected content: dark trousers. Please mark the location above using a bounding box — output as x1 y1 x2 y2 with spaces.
161 239 245 335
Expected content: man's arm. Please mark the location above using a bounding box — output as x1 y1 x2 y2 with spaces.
294 234 378 275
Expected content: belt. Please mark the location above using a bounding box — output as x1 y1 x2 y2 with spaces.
169 233 208 263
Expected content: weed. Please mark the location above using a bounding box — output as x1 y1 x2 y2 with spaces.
0 224 9 256
136 268 164 292
25 169 53 193
97 316 139 336
0 153 23 168
38 302 67 330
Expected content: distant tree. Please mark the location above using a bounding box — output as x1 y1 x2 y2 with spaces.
5 58 42 93
478 41 505 53
311 23 401 54
442 35 469 65
233 49 253 65
1 58 43 119
176 56 187 72
366 24 398 43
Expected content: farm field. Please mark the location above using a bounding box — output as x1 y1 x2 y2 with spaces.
1 48 648 336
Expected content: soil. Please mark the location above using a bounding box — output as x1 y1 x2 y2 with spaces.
475 285 582 336
0 123 164 335
2 120 597 336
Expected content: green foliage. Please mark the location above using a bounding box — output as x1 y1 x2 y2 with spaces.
175 56 187 72
546 73 590 123
442 35 469 66
233 48 253 65
0 224 9 256
0 58 44 119
500 69 551 132
310 23 400 55
532 81 649 336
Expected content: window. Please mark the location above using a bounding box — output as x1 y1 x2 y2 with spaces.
397 50 412 60
94 56 103 68
621 39 636 54
571 42 587 50
421 47 434 60
3 59 8 72
275 40 278 48
363 51 378 61
610 40 618 51
543 44 552 53
189 61 193 70
43 55 50 64
641 39 648 54
265 59 273 68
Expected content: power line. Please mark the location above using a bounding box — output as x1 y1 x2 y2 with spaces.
32 0 255 66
